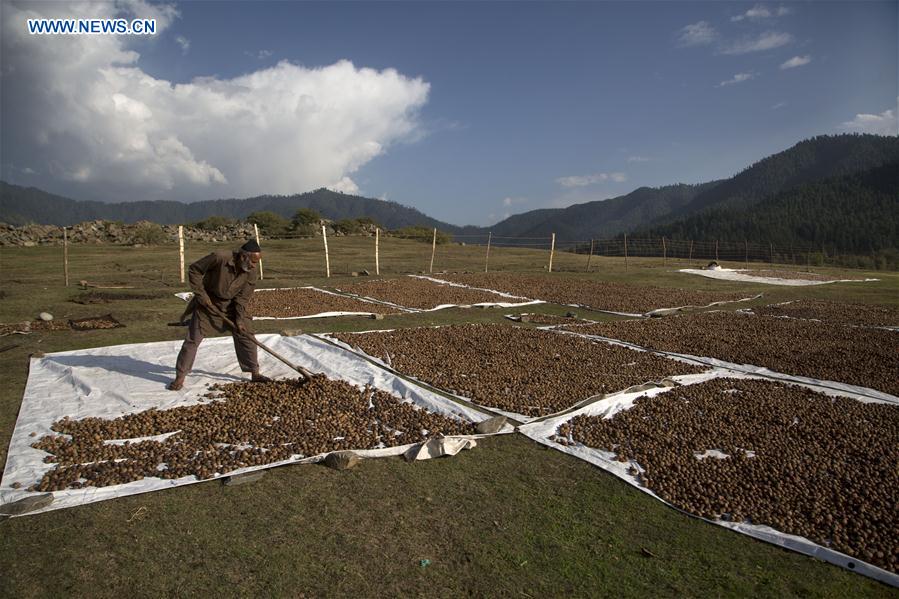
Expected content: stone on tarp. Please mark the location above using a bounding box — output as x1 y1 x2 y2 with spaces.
370 313 385 320
324 451 361 470
38 312 53 321
476 416 508 435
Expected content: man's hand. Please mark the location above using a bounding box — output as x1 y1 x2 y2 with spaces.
195 294 215 311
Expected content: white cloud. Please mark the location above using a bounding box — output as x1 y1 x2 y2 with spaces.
780 55 811 69
732 4 793 21
722 31 793 54
772 101 787 109
839 101 899 136
175 35 190 54
245 49 273 60
502 196 528 207
556 172 627 188
676 21 717 47
717 72 756 87
0 2 429 202
627 155 650 163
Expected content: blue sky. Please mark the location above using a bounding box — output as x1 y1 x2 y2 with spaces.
1 1 896 226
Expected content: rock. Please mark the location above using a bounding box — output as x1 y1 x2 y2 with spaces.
23 241 36 247
280 329 303 337
370 313 385 320
323 451 361 470
565 311 578 319
476 415 508 434
0 493 54 516
360 270 371 276
223 471 266 486
38 312 53 321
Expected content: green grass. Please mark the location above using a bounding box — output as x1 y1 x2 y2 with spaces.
0 239 897 597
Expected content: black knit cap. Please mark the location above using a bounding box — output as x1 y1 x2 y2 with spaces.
240 239 261 253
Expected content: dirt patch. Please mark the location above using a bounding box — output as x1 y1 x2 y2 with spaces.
563 311 899 396
333 324 703 417
435 273 751 314
31 375 475 492
559 378 899 574
250 288 403 318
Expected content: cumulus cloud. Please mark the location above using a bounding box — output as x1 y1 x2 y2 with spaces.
627 155 650 163
780 55 811 69
839 101 899 136
556 172 626 188
0 1 429 202
722 31 793 54
175 35 190 54
717 72 756 87
731 4 792 22
676 21 717 47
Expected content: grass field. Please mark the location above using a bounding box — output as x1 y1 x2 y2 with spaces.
1 238 897 597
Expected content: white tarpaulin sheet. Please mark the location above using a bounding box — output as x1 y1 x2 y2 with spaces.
173 286 413 320
333 275 544 313
427 275 761 318
552 328 899 405
518 369 899 587
321 331 709 424
679 267 878 286
0 334 511 516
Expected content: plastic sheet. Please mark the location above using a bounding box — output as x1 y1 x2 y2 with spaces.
679 267 878 286
518 368 899 587
0 334 512 516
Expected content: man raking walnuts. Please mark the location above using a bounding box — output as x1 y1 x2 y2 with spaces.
168 239 271 391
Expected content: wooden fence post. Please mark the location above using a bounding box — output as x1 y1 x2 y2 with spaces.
585 238 594 272
662 237 667 265
548 233 556 272
715 240 719 262
322 225 330 278
63 227 69 287
484 231 492 273
688 239 694 262
429 228 437 273
178 225 185 283
375 228 380 276
769 242 774 265
253 223 264 280
744 240 749 266
624 235 628 272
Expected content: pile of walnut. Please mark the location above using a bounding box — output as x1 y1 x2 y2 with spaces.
335 277 517 310
31 375 475 491
333 324 703 417
249 288 401 318
750 299 899 329
562 311 899 396
558 378 899 574
434 273 750 313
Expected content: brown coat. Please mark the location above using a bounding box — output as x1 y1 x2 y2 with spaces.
181 250 257 336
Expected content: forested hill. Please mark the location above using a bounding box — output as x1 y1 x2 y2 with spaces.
635 162 899 255
479 134 899 241
0 184 476 234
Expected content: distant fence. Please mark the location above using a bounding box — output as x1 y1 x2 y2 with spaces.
12 225 893 287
